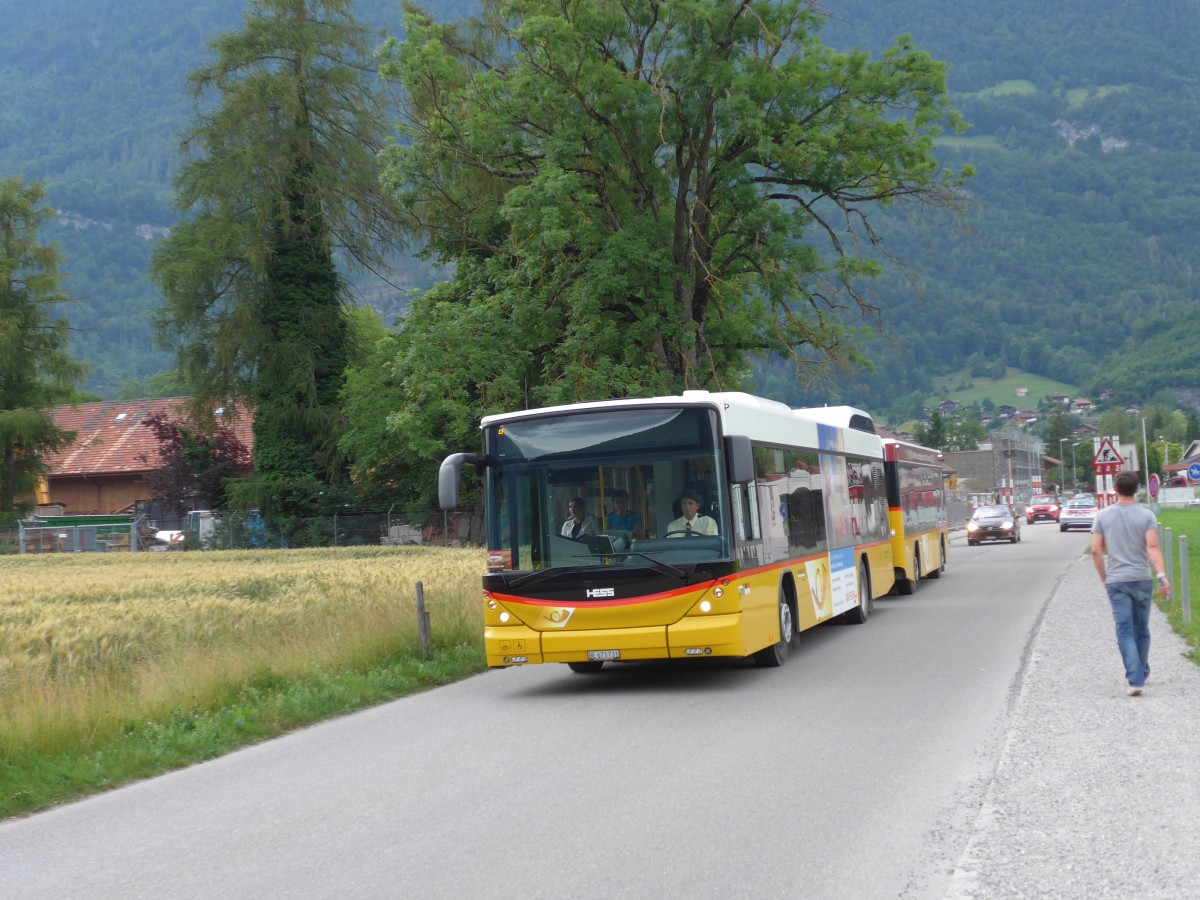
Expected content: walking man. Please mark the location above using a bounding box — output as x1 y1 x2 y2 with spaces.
1090 471 1171 696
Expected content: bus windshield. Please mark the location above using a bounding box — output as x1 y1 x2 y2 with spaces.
483 406 732 574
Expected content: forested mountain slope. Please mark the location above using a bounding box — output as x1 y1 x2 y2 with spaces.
3 0 1198 411
803 0 1200 416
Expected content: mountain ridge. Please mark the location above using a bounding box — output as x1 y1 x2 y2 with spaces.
3 0 1197 412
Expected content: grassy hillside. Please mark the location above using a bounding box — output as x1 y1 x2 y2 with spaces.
929 368 1079 409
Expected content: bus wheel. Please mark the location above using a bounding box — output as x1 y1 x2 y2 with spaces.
906 551 922 594
897 551 920 595
927 540 945 579
843 561 871 624
568 661 604 673
753 588 794 667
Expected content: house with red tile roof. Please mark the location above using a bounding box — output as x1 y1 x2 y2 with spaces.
39 398 253 515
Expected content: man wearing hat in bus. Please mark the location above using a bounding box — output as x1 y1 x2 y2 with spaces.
666 490 718 537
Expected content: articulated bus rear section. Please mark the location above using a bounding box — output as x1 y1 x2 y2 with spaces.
440 391 898 673
883 438 949 595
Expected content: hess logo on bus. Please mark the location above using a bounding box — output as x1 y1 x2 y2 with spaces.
587 587 615 598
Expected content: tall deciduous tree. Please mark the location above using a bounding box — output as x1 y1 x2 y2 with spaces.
151 0 403 534
369 0 970 497
0 178 85 523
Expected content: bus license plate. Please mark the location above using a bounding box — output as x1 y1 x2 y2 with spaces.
588 649 620 661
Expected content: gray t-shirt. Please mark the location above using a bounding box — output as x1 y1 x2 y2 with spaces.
1092 502 1157 583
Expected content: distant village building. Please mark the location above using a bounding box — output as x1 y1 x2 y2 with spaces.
37 398 253 516
944 429 1044 508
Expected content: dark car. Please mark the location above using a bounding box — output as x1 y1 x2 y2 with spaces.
1059 495 1098 532
1025 494 1061 525
967 504 1022 545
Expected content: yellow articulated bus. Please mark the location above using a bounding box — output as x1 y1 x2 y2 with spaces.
439 391 897 673
882 438 949 595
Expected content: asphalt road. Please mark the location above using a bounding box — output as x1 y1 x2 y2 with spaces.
0 524 1111 898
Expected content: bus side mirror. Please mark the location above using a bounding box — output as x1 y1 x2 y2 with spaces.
439 453 479 510
725 435 754 484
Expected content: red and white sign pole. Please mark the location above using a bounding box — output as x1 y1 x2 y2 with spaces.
1093 436 1122 508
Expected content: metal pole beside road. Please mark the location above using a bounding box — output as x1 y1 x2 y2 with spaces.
415 581 433 657
1180 535 1191 626
1164 526 1173 592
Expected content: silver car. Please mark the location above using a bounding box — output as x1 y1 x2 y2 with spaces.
1059 496 1098 532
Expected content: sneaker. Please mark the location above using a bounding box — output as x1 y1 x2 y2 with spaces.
1128 686 1144 697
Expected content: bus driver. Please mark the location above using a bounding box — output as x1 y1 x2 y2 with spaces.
666 490 718 537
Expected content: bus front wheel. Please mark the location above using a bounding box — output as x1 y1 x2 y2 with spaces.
897 550 920 595
753 588 794 667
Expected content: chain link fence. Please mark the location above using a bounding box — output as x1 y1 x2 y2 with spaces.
2 505 487 554
945 490 970 532
7 496 975 551
180 505 487 551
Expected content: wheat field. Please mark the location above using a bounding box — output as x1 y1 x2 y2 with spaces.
0 545 485 755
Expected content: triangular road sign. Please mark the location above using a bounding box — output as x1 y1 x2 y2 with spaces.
1094 438 1122 466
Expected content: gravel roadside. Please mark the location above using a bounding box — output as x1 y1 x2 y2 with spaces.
946 555 1200 898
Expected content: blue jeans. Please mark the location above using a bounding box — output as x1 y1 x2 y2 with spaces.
1105 580 1152 687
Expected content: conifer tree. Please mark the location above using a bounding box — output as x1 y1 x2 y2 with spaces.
0 178 85 523
152 0 402 538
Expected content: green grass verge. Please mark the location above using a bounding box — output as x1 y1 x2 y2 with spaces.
1156 508 1200 664
0 642 486 820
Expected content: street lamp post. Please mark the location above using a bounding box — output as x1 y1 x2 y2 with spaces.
1142 417 1151 498
1058 438 1068 492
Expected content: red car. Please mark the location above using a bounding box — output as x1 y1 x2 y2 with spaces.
1025 494 1061 524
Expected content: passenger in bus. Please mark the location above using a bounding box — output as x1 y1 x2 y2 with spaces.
560 497 599 540
666 490 718 537
604 490 642 536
